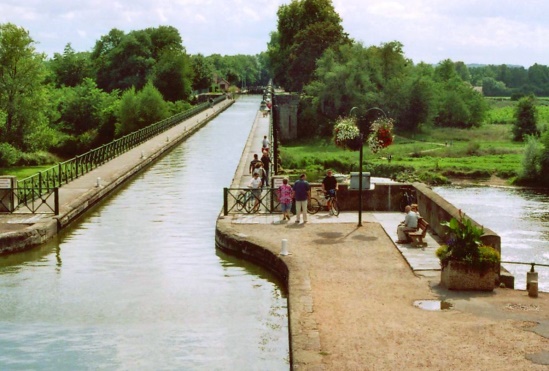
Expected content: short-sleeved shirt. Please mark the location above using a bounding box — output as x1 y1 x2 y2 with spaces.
277 184 293 204
322 175 337 191
404 211 419 229
293 179 310 201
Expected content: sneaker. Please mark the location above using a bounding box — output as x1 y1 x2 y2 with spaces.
295 220 300 224
329 210 334 216
303 220 308 223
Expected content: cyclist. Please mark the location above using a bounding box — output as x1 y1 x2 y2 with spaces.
321 170 338 215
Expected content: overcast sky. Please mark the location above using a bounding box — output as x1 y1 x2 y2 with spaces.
1 0 547 68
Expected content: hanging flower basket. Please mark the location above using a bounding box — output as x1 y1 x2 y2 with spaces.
333 117 362 151
367 117 395 153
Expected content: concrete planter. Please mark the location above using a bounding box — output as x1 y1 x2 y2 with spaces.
440 261 498 291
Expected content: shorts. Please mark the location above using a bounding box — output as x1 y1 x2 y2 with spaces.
281 202 292 212
325 189 336 198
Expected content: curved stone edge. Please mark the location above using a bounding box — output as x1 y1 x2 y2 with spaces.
0 100 234 255
215 217 324 370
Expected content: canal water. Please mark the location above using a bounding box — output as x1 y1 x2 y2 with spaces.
0 95 289 370
434 185 549 292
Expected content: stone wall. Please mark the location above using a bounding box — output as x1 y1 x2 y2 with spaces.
273 94 299 140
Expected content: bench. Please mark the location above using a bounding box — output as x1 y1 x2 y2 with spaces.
406 217 429 247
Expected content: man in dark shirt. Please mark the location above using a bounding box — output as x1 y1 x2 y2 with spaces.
293 173 310 224
249 154 261 174
321 170 338 214
261 152 271 186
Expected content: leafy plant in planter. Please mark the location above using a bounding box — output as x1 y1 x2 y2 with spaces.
436 210 500 273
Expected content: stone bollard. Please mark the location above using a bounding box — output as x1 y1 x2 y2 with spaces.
96 177 101 187
527 271 538 291
529 280 538 298
280 239 290 256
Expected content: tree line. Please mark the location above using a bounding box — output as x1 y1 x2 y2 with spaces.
265 0 548 185
0 23 270 167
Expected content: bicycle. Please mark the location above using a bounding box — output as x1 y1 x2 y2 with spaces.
307 196 321 214
309 189 339 216
236 189 256 213
325 190 339 216
399 187 417 211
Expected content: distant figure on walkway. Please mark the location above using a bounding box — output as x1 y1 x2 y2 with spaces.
262 135 270 152
249 154 261 174
396 205 418 243
261 151 271 187
253 163 266 189
249 172 262 212
321 170 338 215
293 173 310 224
277 178 294 221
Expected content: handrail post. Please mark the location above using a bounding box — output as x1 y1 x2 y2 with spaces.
223 187 228 216
270 187 274 213
54 188 59 215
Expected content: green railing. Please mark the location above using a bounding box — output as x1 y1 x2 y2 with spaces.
0 188 59 214
17 95 227 198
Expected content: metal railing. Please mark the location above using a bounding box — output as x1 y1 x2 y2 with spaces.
223 187 280 215
0 188 59 214
501 261 549 272
14 95 227 209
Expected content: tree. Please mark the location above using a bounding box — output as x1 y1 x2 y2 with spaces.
191 54 214 92
49 43 93 87
116 83 169 137
512 95 539 141
269 0 349 91
153 50 193 102
0 23 49 151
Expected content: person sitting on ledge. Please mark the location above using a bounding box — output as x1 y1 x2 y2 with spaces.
396 205 418 244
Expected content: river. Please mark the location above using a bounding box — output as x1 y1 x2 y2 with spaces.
434 185 549 292
0 95 289 370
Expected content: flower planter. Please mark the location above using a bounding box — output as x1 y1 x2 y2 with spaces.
440 261 497 291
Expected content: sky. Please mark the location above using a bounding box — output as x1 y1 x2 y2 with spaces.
1 0 548 68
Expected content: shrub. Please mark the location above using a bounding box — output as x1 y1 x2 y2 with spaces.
0 142 21 167
436 210 500 272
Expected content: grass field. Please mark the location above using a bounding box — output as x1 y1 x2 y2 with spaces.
279 123 526 184
0 165 53 180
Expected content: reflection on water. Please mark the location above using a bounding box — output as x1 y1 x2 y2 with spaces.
0 96 289 370
434 185 549 292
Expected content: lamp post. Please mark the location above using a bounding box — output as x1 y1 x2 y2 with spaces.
349 106 388 227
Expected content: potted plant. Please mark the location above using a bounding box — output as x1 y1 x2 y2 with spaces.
436 210 501 291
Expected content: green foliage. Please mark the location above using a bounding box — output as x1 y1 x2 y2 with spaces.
0 23 49 151
436 211 500 271
91 26 188 94
116 83 169 137
0 142 21 166
518 135 541 181
513 95 539 141
270 0 349 91
153 50 193 102
48 43 93 87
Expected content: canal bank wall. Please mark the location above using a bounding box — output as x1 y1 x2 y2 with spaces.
0 98 234 254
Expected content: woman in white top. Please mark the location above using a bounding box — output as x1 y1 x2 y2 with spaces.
249 172 262 212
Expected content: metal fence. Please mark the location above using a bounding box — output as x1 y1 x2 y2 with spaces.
223 187 281 215
13 95 227 212
0 188 59 214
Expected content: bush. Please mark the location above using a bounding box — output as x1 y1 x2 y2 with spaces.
436 210 500 272
0 142 21 167
518 135 541 181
